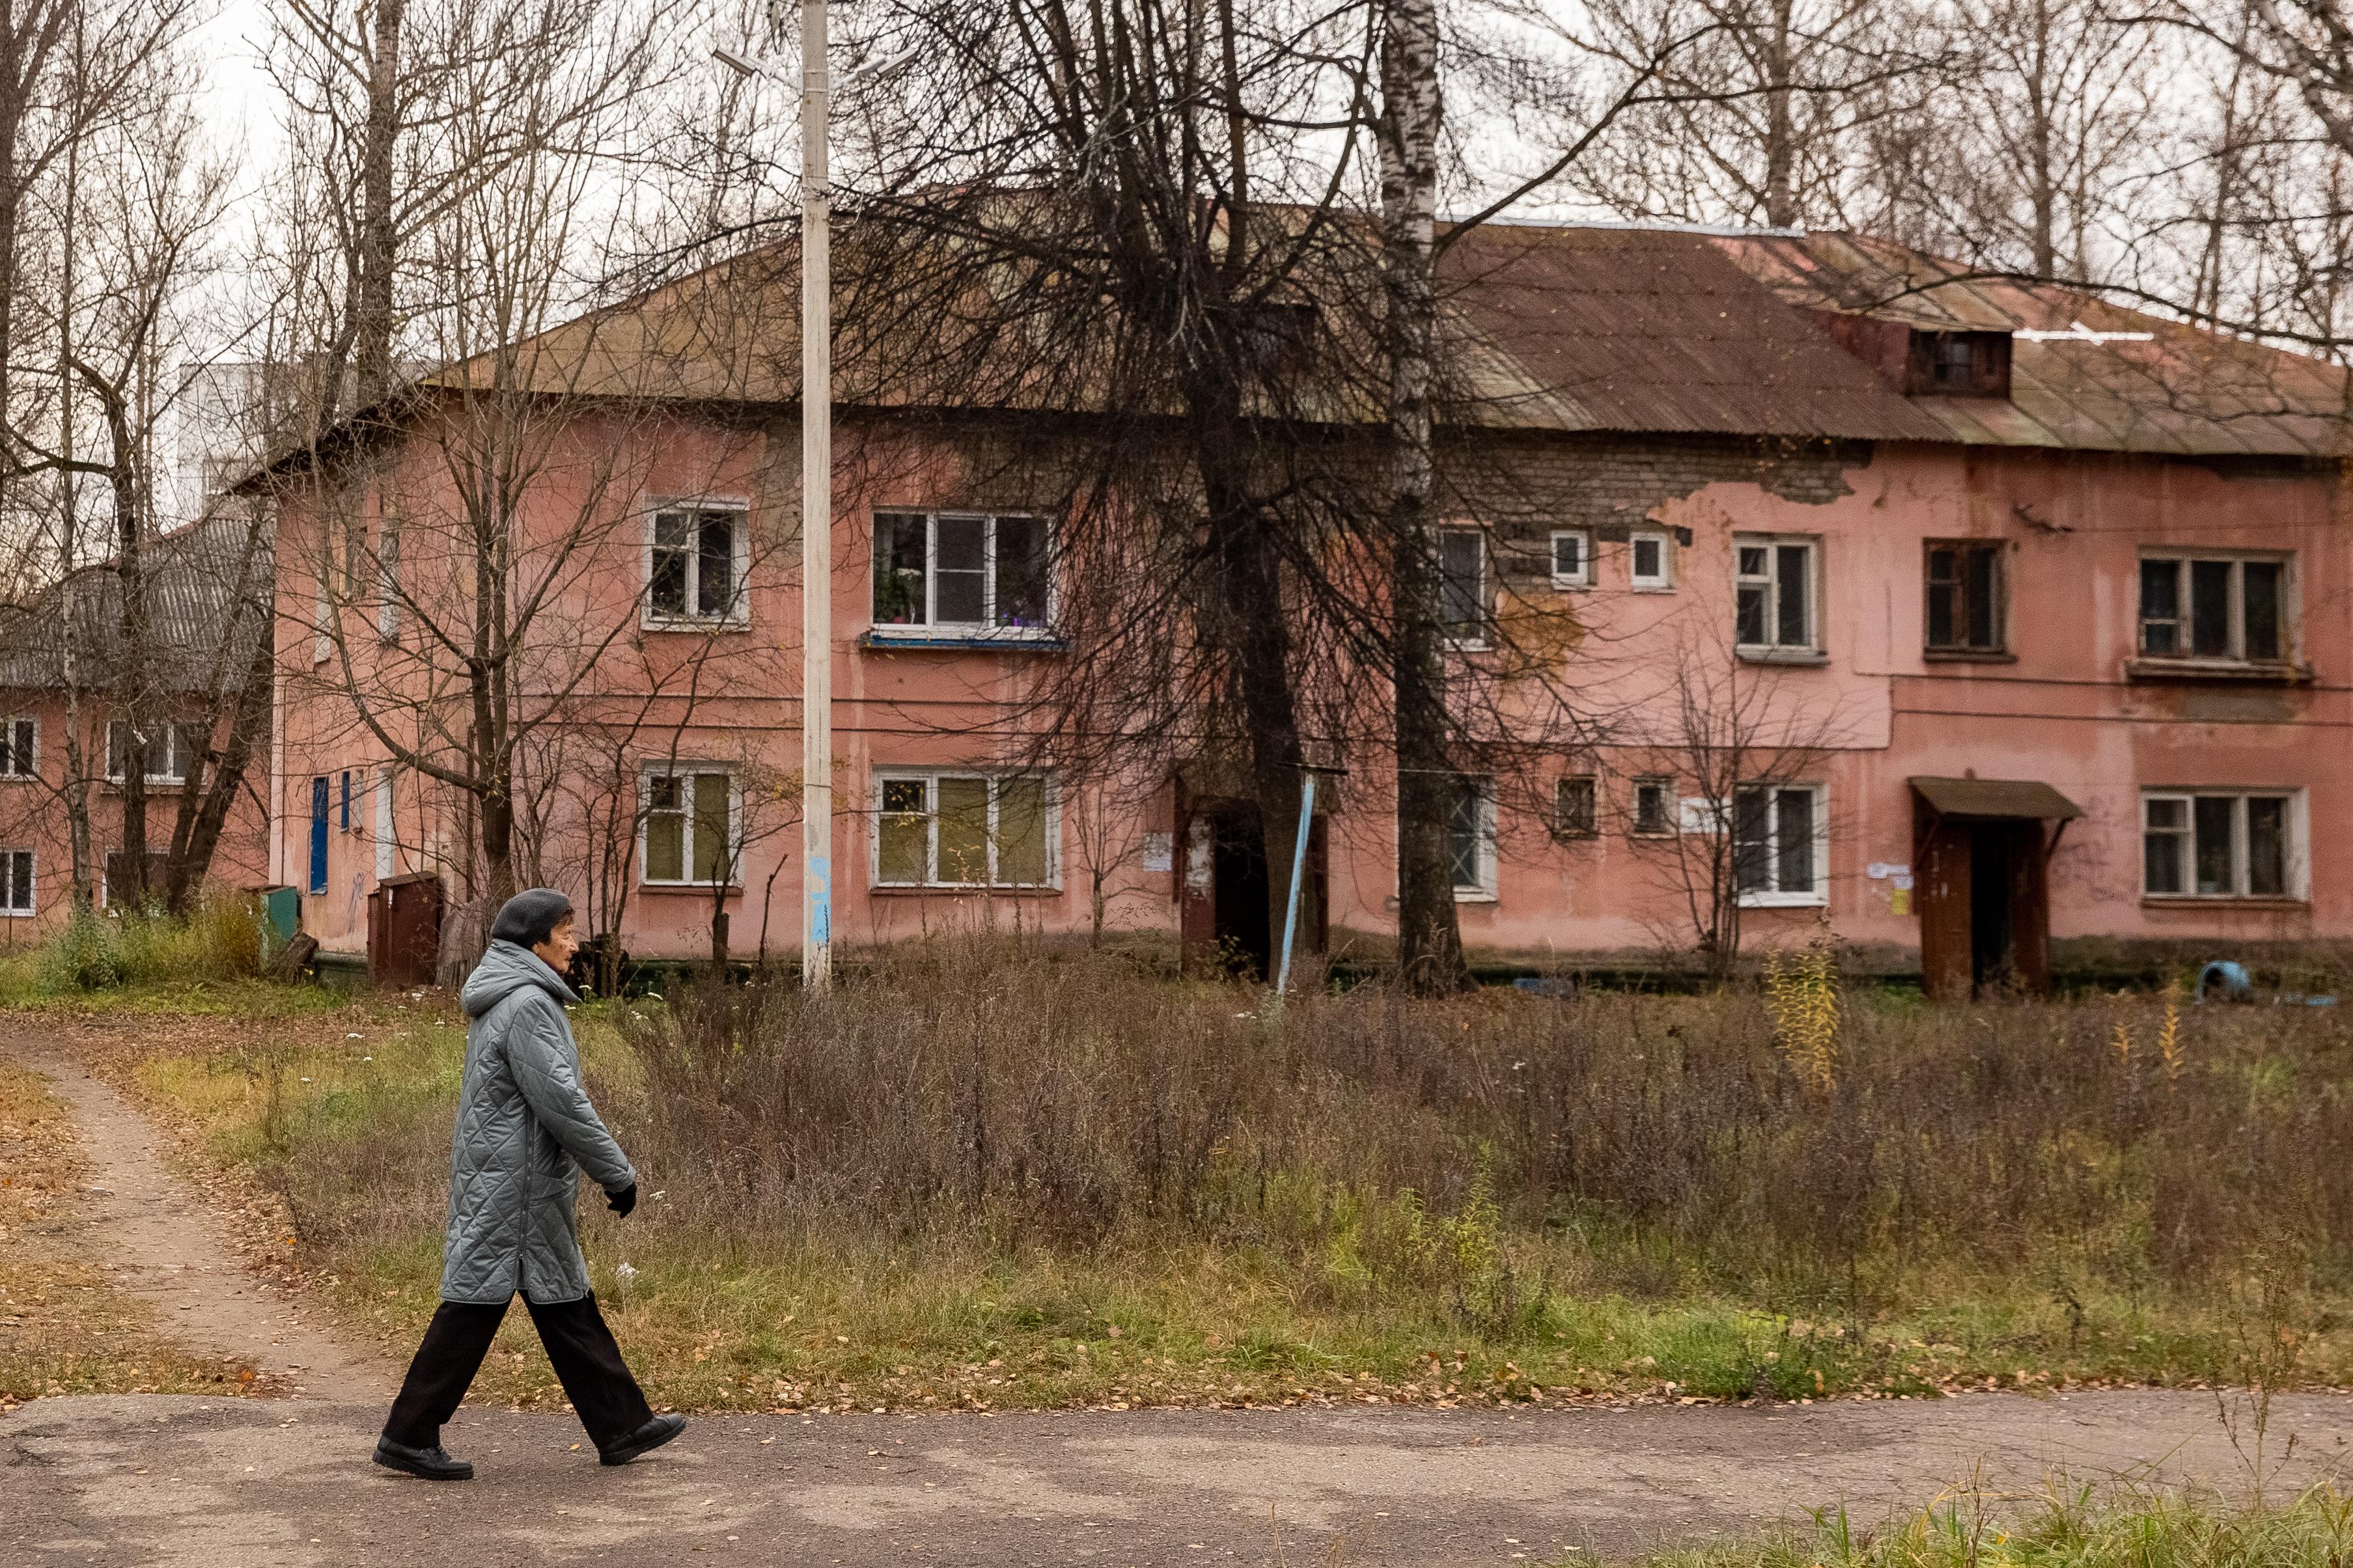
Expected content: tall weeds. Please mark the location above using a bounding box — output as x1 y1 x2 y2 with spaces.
29 898 265 993
603 941 2353 1303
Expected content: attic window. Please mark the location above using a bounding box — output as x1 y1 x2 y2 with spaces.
1905 330 2012 398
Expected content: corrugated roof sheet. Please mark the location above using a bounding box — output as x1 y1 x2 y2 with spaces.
0 514 272 693
1713 232 2352 456
1438 225 1950 441
247 213 2353 476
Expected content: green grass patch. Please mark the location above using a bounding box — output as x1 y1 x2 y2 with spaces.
1637 1484 2353 1568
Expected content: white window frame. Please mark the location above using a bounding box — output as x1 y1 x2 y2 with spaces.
637 763 744 888
105 721 189 785
0 848 32 914
1734 534 1822 655
2136 551 2295 667
1733 782 1830 908
867 510 1058 642
870 769 1062 889
1679 795 1729 835
1629 529 1675 592
1440 528 1490 651
1449 775 1497 901
641 501 751 629
0 715 35 780
1631 777 1677 837
1548 529 1591 590
2141 788 2305 901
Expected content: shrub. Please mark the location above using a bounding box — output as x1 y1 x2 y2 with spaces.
34 893 265 993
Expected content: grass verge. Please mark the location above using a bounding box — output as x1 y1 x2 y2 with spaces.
1638 1482 2353 1568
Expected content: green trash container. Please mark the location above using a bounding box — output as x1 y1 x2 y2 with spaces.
259 885 298 956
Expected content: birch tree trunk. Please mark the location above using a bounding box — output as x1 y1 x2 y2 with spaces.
1379 0 1468 995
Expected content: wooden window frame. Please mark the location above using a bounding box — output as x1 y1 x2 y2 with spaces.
2135 551 2294 668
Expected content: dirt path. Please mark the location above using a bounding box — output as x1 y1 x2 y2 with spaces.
6 1390 2350 1566
7 1044 390 1403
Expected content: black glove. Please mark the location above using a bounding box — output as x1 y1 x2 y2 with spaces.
606 1183 637 1218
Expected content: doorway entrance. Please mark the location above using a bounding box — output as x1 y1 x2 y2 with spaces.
1179 801 1326 980
1911 777 2081 1002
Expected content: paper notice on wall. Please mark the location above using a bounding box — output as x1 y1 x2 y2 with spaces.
1142 832 1173 873
1185 823 1214 892
1868 862 1891 880
1891 888 1910 917
1891 873 1913 891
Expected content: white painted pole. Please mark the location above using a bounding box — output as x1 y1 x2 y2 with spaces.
1274 771 1316 996
800 0 834 991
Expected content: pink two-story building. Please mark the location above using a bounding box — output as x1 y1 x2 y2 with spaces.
259 222 2353 995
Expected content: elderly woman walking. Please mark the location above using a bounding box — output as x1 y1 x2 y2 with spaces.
374 888 685 1480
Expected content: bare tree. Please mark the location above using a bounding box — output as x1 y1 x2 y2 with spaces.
1621 599 1858 978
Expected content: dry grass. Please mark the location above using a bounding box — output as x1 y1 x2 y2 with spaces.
82 942 2353 1414
0 1058 270 1408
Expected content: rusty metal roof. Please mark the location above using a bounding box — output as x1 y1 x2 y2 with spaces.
251 214 2353 475
1910 777 2083 820
1713 232 2352 456
1438 225 1950 441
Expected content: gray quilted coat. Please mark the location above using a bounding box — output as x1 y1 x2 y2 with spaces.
439 940 636 1304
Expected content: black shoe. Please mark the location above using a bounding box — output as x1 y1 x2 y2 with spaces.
373 1437 475 1481
599 1414 687 1466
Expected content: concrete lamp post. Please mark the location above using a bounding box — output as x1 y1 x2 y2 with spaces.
717 6 915 991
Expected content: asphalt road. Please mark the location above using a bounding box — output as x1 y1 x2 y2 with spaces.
8 1388 2350 1567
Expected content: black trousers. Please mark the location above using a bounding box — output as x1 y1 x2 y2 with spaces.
382 1293 654 1451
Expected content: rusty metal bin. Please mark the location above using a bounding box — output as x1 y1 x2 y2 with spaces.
367 873 445 989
